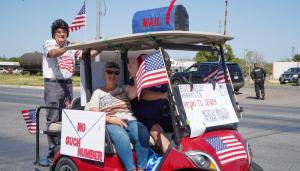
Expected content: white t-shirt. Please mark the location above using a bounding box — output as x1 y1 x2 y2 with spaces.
85 86 136 121
42 39 82 79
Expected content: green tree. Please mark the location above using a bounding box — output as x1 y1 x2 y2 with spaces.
9 57 20 62
194 51 217 62
292 54 300 61
224 44 235 61
194 44 237 62
0 57 8 61
263 63 272 77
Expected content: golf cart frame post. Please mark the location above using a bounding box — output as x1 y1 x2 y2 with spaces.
34 106 62 167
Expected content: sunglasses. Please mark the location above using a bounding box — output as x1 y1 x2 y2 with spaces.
105 70 120 75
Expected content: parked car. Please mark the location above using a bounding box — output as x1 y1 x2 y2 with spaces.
279 67 300 85
171 62 245 92
0 68 8 74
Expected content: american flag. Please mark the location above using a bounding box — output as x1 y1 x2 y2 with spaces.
69 3 86 32
206 135 247 165
203 61 226 84
59 55 74 73
21 109 37 134
136 50 169 99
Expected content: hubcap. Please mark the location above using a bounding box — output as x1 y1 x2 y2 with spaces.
60 165 73 171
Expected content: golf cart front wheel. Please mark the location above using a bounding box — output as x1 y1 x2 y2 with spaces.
249 161 264 171
55 157 78 171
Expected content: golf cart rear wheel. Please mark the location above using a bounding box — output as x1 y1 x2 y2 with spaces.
249 161 264 171
55 157 78 171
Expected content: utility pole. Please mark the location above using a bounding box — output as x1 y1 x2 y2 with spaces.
96 0 101 39
292 46 295 58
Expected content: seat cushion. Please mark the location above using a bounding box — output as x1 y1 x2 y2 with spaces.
48 122 62 132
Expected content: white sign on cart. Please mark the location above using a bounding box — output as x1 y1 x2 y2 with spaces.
178 83 239 138
60 109 106 162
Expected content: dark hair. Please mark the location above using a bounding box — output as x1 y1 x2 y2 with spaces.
51 19 69 38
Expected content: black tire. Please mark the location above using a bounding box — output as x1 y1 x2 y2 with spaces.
55 157 78 171
249 161 264 171
172 79 181 85
297 78 300 86
280 81 285 85
234 88 240 92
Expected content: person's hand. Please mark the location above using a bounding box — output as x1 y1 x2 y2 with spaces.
111 118 128 128
127 57 138 77
161 92 168 100
57 40 65 48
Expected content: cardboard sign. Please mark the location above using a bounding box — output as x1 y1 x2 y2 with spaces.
60 109 106 162
178 83 239 138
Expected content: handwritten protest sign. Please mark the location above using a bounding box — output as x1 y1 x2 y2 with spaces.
178 83 239 138
60 109 106 162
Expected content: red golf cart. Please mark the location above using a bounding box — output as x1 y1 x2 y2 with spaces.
34 30 263 171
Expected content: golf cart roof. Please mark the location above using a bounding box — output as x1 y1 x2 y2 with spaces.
67 31 233 51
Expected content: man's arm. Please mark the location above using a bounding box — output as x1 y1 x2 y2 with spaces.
141 90 168 101
127 85 137 100
47 47 67 58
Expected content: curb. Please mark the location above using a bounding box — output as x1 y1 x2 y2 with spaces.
0 85 80 90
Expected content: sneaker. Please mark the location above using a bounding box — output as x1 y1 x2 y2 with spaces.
261 96 265 100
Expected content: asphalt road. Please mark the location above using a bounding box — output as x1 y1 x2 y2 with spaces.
237 85 300 171
0 85 299 171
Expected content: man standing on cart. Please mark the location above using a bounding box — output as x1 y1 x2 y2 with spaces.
42 19 98 158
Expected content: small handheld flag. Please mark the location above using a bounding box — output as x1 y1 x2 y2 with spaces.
203 60 226 84
136 50 169 99
21 109 37 134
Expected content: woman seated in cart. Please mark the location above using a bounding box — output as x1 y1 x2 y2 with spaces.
85 60 150 171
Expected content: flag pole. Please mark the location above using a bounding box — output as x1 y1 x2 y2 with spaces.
224 0 228 35
219 45 242 118
84 0 87 41
96 0 101 39
158 48 182 122
159 48 183 149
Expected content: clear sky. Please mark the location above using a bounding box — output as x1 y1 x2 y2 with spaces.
1 0 300 62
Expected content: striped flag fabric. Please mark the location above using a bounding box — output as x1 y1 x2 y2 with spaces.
69 2 86 32
203 60 226 84
136 50 169 99
59 55 74 73
206 135 247 165
21 109 37 134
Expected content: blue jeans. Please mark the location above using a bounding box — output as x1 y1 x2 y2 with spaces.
106 120 150 171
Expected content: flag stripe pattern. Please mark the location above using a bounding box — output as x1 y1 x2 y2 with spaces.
69 3 86 32
206 135 247 165
59 56 74 73
21 109 37 134
203 60 226 83
136 50 169 99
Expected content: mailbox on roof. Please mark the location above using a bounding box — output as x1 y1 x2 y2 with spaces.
132 5 189 33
